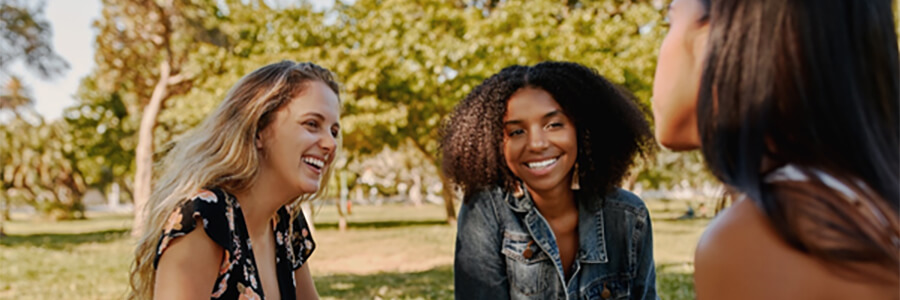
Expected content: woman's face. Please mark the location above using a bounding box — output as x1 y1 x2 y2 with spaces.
257 80 340 195
651 0 709 150
502 87 578 194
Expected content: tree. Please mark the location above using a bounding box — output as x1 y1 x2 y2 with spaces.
71 0 714 230
89 0 242 236
1 118 89 220
0 0 69 78
87 0 335 236
65 79 137 205
0 76 32 112
327 0 667 223
324 0 470 223
0 0 70 235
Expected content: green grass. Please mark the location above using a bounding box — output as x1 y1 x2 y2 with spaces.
0 199 708 299
0 212 134 299
316 266 454 300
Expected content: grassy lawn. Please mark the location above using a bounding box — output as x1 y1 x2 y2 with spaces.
0 198 708 299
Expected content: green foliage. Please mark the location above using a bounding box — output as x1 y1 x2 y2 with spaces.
157 0 335 138
66 78 136 191
0 76 33 111
87 0 241 145
57 0 711 219
0 118 87 219
637 150 715 190
0 0 69 79
331 0 667 163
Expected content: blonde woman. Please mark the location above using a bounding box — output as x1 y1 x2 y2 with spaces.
129 60 341 300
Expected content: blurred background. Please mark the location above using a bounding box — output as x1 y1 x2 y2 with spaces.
0 0 741 298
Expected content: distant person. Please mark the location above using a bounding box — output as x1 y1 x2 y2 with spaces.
653 0 899 299
129 61 342 299
442 61 658 299
677 204 695 220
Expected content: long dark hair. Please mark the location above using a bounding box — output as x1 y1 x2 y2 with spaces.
441 61 653 201
697 0 899 278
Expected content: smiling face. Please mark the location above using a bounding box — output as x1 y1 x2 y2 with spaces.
651 0 709 150
502 87 578 194
256 80 340 196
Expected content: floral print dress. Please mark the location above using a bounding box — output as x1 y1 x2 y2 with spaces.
154 187 316 299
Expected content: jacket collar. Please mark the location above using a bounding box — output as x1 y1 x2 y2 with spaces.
577 194 608 263
502 182 608 263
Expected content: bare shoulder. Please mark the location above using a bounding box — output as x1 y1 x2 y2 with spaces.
694 199 819 300
154 222 223 299
694 199 898 300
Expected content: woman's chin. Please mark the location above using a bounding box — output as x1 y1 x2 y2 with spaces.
660 140 700 151
657 131 701 151
292 180 321 196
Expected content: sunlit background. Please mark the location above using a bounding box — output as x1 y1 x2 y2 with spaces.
0 0 741 298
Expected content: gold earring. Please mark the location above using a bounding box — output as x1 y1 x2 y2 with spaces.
513 181 525 198
571 163 581 190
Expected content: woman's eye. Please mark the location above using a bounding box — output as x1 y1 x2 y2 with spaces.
508 129 524 137
546 122 563 129
304 121 320 129
330 128 339 137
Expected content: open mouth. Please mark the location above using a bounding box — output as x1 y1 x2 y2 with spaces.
302 156 325 171
525 156 559 170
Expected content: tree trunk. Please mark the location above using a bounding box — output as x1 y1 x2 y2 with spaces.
622 168 640 191
0 193 6 237
405 137 457 224
132 61 173 238
337 171 347 232
409 173 422 207
439 171 457 225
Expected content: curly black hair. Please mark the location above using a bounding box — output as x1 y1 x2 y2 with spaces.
440 61 653 201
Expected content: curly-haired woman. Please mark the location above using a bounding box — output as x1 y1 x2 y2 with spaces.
129 61 341 299
442 61 657 299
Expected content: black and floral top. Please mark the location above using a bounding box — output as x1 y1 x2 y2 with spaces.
153 187 316 299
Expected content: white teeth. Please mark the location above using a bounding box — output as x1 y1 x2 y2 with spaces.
302 157 324 168
526 158 558 169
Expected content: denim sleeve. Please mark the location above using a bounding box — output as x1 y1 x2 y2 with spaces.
632 207 659 300
454 195 510 300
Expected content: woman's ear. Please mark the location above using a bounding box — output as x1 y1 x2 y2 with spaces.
255 133 264 149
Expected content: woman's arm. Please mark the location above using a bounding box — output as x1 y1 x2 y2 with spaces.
632 206 658 299
454 196 510 300
154 224 223 299
294 262 320 300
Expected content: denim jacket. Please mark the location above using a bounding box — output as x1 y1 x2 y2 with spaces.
454 186 657 300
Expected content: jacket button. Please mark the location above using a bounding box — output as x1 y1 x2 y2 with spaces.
522 240 535 259
601 283 611 299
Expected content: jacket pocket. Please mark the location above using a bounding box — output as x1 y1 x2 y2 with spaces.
582 276 631 300
501 230 554 297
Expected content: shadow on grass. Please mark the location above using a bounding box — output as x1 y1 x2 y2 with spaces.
315 265 453 299
314 264 693 300
657 262 695 300
658 272 694 300
314 219 449 230
0 228 130 249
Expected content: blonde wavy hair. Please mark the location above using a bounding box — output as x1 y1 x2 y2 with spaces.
128 60 341 299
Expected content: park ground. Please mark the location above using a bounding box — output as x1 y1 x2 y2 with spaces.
0 198 708 299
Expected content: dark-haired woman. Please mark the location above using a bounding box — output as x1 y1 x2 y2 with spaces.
653 0 899 299
442 61 657 299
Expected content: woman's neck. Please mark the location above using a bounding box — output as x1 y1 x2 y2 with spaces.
528 182 577 220
233 173 297 238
